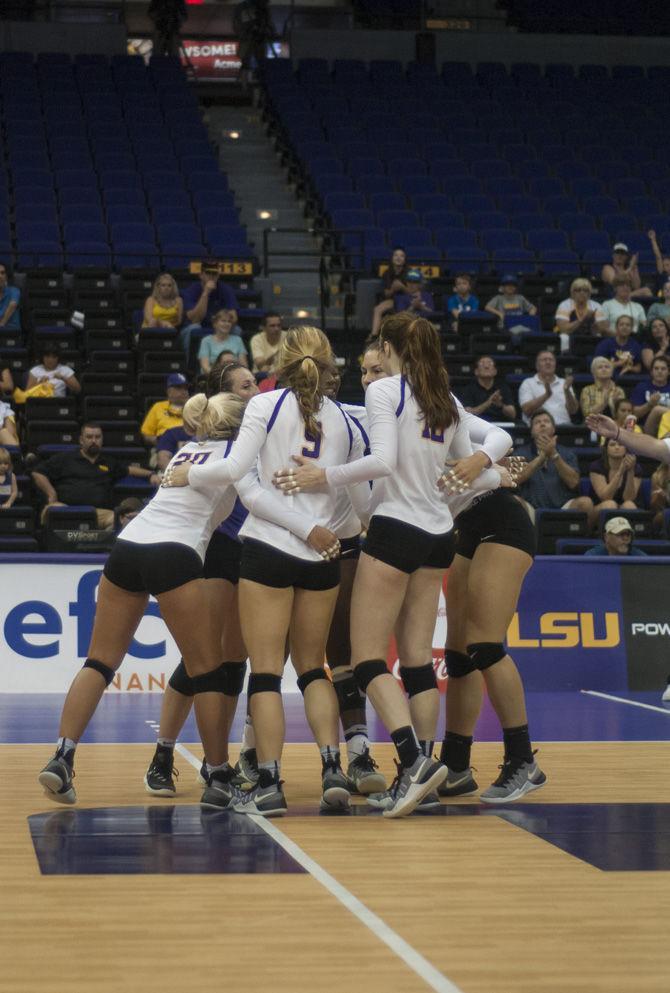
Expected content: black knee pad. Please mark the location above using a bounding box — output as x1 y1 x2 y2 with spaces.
221 660 247 697
247 672 282 697
399 662 437 697
445 649 477 679
168 659 194 697
467 642 506 672
297 667 328 695
353 658 389 692
83 658 115 687
332 670 365 709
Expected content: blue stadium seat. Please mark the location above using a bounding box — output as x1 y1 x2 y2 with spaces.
491 248 536 273
471 160 512 180
526 228 570 252
157 223 203 246
429 210 465 229
63 223 108 244
331 209 375 229
434 228 478 250
482 229 524 251
514 160 551 179
459 194 495 214
515 213 554 233
388 159 428 178
369 193 406 215
572 231 612 257
558 212 595 231
469 211 508 230
60 203 104 225
527 177 564 198
203 225 248 247
446 247 488 271
323 193 366 213
192 189 236 211
583 195 619 216
153 206 196 225
377 209 418 229
498 195 538 215
59 188 102 208
66 242 112 268
541 249 581 273
411 194 452 217
399 176 439 196
347 157 383 177
442 177 482 198
570 177 604 199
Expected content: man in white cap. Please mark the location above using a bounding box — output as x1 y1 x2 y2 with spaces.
601 273 648 334
584 515 648 556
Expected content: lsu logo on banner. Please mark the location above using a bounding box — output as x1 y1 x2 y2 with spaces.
508 611 620 649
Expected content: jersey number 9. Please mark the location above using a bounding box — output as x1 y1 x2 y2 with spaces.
301 429 322 459
422 425 445 444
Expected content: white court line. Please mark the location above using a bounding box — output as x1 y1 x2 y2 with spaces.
581 689 670 717
175 742 463 993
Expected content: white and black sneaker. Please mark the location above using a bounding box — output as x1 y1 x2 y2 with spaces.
38 748 76 805
234 779 287 817
479 754 546 804
321 754 351 811
437 766 479 797
346 747 387 795
382 756 448 819
200 766 239 810
231 748 259 790
144 746 178 796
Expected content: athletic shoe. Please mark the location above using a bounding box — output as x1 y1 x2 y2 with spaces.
200 767 239 810
437 766 479 797
231 748 259 790
197 758 208 786
382 757 448 819
367 783 440 812
233 780 287 817
479 755 547 804
662 677 670 703
321 758 351 811
38 749 76 805
346 748 387 795
144 747 178 796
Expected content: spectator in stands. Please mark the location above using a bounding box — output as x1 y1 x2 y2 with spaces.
249 311 286 375
457 355 516 422
594 315 642 377
24 343 80 399
142 273 184 330
31 423 160 529
393 269 435 317
589 436 642 514
584 516 648 557
371 247 410 334
446 273 479 331
0 447 17 509
631 355 670 436
580 357 625 419
613 397 642 435
1 362 13 396
518 350 578 426
115 497 143 532
0 398 18 445
647 230 670 296
0 263 20 331
554 278 608 352
646 283 670 325
485 275 537 330
180 267 240 358
140 373 189 447
198 309 248 374
650 461 670 530
601 275 647 334
641 317 670 372
515 410 595 525
601 243 652 301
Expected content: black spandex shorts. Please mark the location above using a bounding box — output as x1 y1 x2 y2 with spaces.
339 535 361 560
103 539 203 595
455 489 536 560
203 530 242 584
362 515 456 574
239 538 340 591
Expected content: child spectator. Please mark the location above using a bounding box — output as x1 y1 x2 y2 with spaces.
554 278 608 352
140 373 189 446
631 355 670 435
647 230 670 296
0 263 20 331
601 275 647 333
457 355 516 422
612 397 642 435
580 357 625 419
641 317 670 371
594 315 642 377
518 350 578 426
485 275 536 329
142 273 184 329
393 269 435 317
446 273 479 330
198 309 248 374
601 243 652 301
24 343 80 399
646 281 670 324
589 437 642 514
371 247 410 334
0 447 17 508
584 516 648 556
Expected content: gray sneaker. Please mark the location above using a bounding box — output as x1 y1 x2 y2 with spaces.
437 766 479 797
479 756 547 804
231 748 259 790
368 783 440 812
382 757 448 819
38 751 76 805
200 768 239 810
234 780 287 817
346 747 387 795
321 764 351 811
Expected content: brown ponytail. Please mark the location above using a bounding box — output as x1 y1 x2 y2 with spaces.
275 325 333 438
380 313 458 433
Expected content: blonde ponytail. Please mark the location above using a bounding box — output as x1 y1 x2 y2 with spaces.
276 325 333 438
182 392 245 440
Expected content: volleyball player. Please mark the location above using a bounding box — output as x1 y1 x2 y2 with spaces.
144 362 260 796
38 392 249 807
273 314 510 816
586 412 670 463
163 326 372 816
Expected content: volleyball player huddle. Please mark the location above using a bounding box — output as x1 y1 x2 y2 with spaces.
38 313 545 819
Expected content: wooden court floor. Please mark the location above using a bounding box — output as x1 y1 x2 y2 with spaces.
2 741 670 993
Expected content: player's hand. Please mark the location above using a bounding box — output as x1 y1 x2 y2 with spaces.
161 464 191 488
498 454 527 482
273 455 328 494
493 465 516 488
586 414 618 439
307 526 341 560
438 452 489 494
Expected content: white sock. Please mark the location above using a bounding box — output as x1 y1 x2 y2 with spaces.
241 715 255 751
345 732 369 762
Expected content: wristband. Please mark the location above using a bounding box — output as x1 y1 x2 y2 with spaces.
550 453 559 461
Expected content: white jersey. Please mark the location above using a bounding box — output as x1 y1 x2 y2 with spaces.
188 389 370 561
119 439 238 561
330 402 370 539
443 403 511 518
326 376 510 535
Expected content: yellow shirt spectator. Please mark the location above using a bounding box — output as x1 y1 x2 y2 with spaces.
657 409 670 439
140 373 189 444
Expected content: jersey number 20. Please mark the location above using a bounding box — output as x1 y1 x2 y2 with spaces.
173 451 212 466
